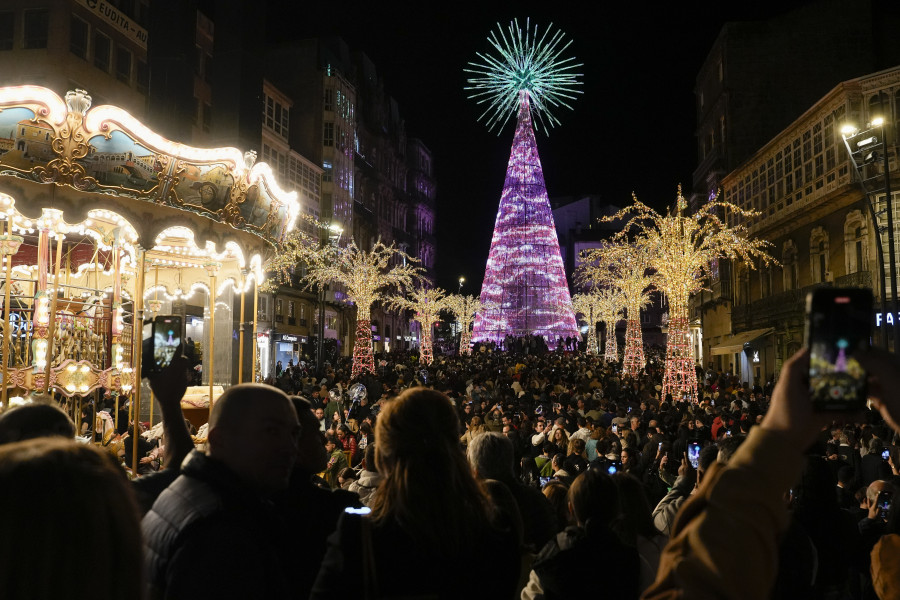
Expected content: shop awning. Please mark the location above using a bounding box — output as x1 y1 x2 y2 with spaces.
710 328 774 356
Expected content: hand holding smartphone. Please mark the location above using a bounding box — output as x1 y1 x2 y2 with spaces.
142 315 183 377
687 442 701 469
805 288 872 411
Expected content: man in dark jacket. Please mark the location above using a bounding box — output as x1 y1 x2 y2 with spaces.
142 384 300 599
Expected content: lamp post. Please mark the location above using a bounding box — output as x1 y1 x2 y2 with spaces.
458 276 465 293
316 223 342 378
841 116 898 348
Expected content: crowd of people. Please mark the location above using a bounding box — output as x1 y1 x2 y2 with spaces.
1 341 900 599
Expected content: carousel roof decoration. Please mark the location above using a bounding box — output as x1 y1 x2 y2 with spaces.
0 85 300 249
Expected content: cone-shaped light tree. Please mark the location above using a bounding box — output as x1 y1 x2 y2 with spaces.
578 240 655 375
593 287 627 362
445 294 494 355
299 239 421 378
385 285 449 365
612 188 774 400
465 19 582 348
571 292 605 354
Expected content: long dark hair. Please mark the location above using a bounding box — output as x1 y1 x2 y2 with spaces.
370 387 492 553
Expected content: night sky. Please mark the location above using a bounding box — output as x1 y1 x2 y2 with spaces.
271 1 814 292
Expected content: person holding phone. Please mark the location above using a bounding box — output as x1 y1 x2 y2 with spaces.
644 347 900 600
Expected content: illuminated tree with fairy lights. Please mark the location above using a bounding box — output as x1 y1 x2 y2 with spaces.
571 292 605 355
299 239 421 378
613 188 774 401
466 18 582 348
445 294 495 356
590 287 627 362
385 285 449 365
578 241 655 375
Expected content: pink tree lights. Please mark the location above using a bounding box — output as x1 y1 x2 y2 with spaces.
466 19 582 349
471 95 579 347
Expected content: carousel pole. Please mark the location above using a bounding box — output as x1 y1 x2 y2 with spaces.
42 232 65 395
149 265 159 426
0 219 23 409
251 276 259 383
238 270 246 383
131 248 146 476
205 262 220 421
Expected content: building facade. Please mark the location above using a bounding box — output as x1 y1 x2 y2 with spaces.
701 67 900 385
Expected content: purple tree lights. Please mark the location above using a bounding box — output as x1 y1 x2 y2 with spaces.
472 94 579 347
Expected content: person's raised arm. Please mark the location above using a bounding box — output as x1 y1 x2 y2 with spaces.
644 349 830 600
147 355 192 471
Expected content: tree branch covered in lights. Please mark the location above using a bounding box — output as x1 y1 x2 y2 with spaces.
612 188 775 400
384 285 449 365
577 240 655 375
465 18 583 134
445 294 495 356
300 238 422 377
260 214 324 293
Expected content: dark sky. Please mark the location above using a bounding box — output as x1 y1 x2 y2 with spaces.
271 1 814 292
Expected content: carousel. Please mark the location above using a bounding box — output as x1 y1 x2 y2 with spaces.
0 85 299 471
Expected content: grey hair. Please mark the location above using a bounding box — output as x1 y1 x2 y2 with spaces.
466 432 514 481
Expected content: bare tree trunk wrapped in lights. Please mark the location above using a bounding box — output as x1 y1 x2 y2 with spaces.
384 285 449 366
611 188 774 401
445 294 493 356
604 318 619 362
292 238 421 379
578 241 654 376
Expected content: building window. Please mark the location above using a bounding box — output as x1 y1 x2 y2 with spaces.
782 240 798 291
324 88 334 111
264 95 289 137
116 46 132 84
0 12 13 51
323 122 334 147
258 296 270 320
810 227 829 283
70 16 88 59
93 32 111 72
204 53 213 83
844 211 868 274
24 9 49 49
202 103 211 132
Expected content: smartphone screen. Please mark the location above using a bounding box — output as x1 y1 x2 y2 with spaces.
688 442 701 469
806 288 872 411
607 461 621 475
877 490 892 521
882 447 891 461
612 424 618 434
539 476 551 486
143 315 182 376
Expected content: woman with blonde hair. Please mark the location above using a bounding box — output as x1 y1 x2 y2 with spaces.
312 388 519 598
459 414 485 447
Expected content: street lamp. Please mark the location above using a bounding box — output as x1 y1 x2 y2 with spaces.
458 276 465 293
316 223 343 378
841 115 898 348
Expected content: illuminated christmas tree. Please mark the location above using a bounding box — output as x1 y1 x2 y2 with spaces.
593 287 626 362
612 188 773 400
465 19 583 347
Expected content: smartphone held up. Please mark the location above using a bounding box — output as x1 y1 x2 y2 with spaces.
805 288 872 411
142 315 183 377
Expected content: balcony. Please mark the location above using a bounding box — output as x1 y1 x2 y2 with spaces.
834 270 872 289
